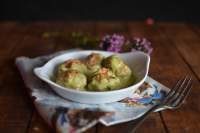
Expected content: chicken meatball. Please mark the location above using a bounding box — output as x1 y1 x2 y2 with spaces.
57 59 87 75
85 53 104 79
88 68 121 91
56 70 87 90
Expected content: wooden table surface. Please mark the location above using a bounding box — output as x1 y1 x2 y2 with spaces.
0 21 200 133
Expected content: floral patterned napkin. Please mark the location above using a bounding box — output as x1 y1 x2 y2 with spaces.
15 49 169 133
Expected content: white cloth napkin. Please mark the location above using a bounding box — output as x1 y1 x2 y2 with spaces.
15 49 169 133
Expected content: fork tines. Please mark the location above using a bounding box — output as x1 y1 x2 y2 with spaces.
162 76 193 108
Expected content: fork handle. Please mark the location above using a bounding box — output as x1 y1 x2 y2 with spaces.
130 104 160 133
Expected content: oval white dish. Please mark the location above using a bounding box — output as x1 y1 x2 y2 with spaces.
34 50 150 104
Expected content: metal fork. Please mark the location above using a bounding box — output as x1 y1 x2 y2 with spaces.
130 76 193 133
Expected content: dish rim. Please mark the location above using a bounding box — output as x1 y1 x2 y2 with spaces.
34 50 150 95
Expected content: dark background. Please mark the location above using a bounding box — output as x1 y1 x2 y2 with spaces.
1 0 200 23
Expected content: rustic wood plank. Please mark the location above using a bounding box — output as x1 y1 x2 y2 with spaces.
0 22 16 44
127 21 164 40
150 22 200 133
54 21 96 51
95 21 128 36
127 22 200 133
94 21 166 133
191 24 200 35
11 22 61 58
0 22 34 132
187 24 200 78
0 22 17 35
0 59 33 133
0 22 30 56
0 22 17 56
186 24 200 35
157 23 200 81
0 56 33 132
0 22 59 133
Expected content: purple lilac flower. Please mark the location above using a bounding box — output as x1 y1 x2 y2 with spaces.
131 37 153 55
99 34 125 53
